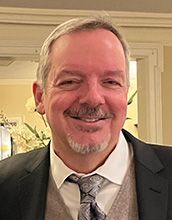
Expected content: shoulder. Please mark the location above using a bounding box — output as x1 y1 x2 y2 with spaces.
0 147 50 217
0 146 49 183
123 128 172 150
150 143 172 165
123 129 172 165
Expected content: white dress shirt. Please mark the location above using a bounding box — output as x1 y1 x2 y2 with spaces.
50 131 131 220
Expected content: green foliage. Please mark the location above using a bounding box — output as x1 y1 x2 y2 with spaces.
128 90 137 105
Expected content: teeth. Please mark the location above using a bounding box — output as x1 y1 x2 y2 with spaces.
70 116 105 122
80 118 99 122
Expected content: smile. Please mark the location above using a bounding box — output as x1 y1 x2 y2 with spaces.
70 116 106 123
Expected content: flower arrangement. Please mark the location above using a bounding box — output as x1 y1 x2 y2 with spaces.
0 97 51 153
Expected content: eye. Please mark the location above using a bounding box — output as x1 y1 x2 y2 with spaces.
102 79 122 88
104 80 118 84
59 80 78 85
54 79 82 90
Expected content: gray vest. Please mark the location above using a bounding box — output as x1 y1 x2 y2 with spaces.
45 161 138 220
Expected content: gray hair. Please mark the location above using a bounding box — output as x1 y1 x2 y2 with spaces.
36 16 130 89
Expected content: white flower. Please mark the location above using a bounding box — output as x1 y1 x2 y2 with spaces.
9 123 50 153
1 97 51 153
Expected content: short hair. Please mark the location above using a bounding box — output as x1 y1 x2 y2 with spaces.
36 16 130 90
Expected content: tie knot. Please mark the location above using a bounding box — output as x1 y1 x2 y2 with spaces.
67 174 104 199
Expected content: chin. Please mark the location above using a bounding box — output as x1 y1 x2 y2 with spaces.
67 134 109 155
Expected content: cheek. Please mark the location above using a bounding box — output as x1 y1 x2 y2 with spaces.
110 97 128 129
108 93 128 114
45 92 77 117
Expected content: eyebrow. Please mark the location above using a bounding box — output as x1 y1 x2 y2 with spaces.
55 70 84 79
103 70 124 75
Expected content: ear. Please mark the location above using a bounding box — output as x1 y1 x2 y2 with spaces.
32 81 45 115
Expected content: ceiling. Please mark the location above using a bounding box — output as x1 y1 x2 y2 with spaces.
0 0 172 13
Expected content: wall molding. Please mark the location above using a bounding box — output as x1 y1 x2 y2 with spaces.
130 43 163 144
0 7 172 27
0 41 40 59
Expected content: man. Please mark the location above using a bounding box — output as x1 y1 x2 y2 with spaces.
0 17 172 220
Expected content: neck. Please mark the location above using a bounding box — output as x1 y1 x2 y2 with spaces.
53 142 116 174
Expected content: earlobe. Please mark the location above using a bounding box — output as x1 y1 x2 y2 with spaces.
32 81 45 115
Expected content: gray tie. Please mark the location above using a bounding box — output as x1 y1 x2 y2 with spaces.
67 174 106 220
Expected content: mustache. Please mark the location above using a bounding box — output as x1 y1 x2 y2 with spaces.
64 104 114 119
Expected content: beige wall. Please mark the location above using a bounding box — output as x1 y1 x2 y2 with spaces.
162 46 172 145
0 84 45 130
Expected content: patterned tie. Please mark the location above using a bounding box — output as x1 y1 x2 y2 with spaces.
67 174 106 220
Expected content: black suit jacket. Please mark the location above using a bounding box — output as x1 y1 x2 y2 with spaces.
0 129 172 220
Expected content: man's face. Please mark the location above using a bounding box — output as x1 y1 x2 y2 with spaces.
34 29 128 155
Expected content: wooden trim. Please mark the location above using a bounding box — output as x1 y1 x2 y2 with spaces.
0 7 172 27
130 43 163 144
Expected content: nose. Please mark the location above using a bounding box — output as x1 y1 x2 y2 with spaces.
79 83 105 107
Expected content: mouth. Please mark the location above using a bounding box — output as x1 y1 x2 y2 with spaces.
64 105 114 124
70 116 107 123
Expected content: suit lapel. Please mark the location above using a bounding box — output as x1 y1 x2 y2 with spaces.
123 130 168 220
134 159 168 220
18 146 50 220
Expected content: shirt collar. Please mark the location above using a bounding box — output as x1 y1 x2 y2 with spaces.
50 131 131 188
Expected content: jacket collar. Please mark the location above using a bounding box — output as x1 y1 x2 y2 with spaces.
122 129 168 220
19 146 50 220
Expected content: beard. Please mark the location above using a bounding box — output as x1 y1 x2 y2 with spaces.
64 103 114 154
67 133 109 154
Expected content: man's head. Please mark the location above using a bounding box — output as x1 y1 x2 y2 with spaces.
33 17 129 159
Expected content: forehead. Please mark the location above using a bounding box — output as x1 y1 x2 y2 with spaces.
48 28 126 79
50 28 124 56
